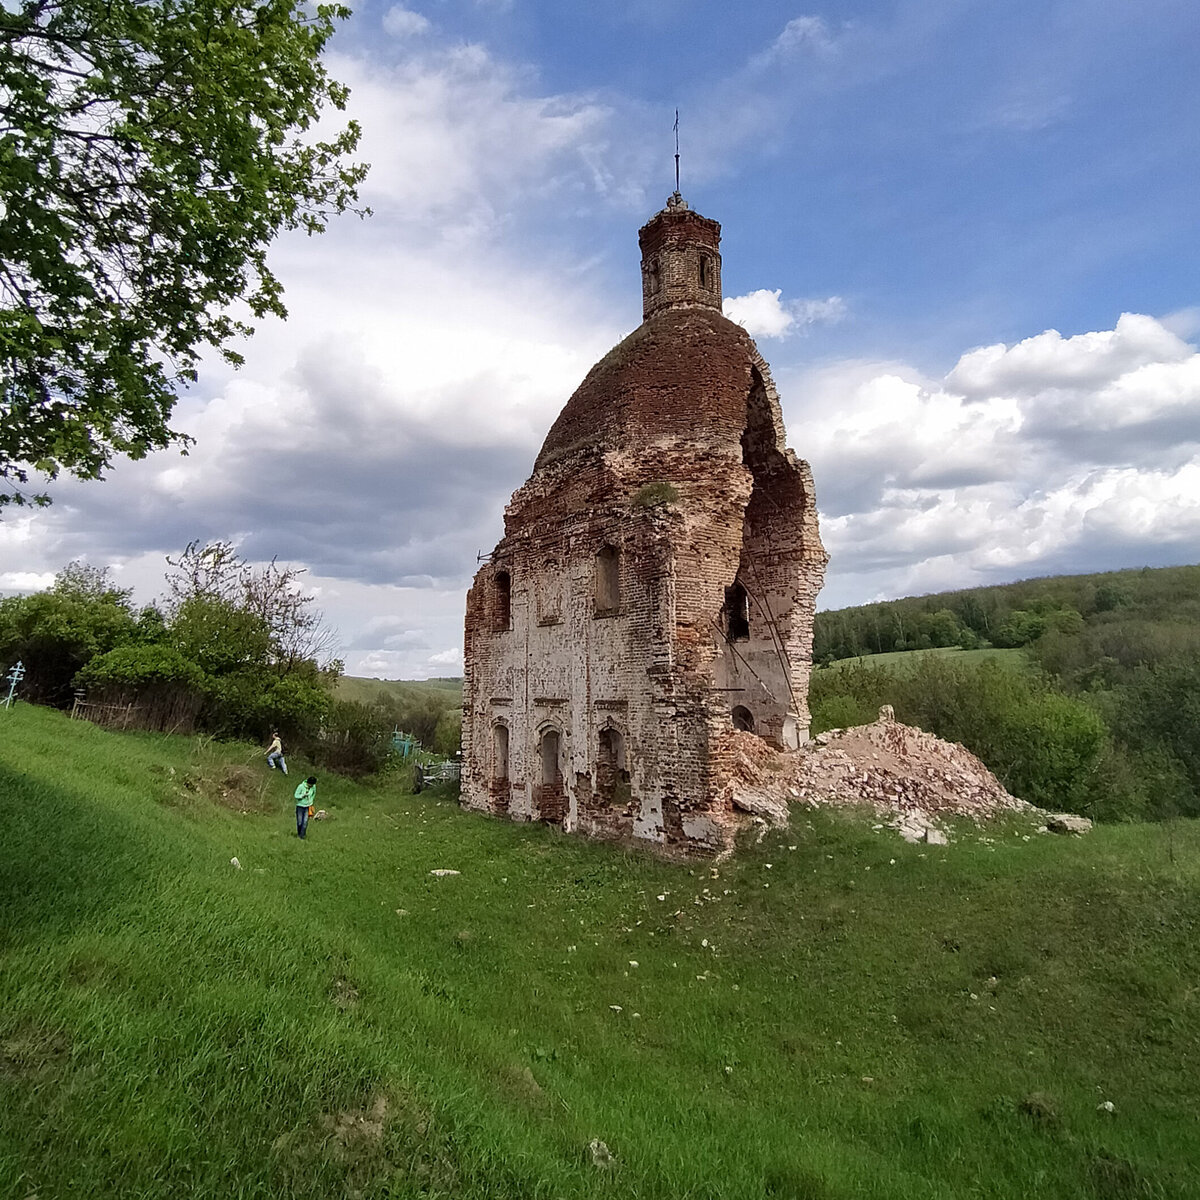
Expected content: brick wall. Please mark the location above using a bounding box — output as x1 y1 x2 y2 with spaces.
462 201 826 855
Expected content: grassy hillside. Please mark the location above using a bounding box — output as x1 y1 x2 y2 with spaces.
3 704 1200 1199
820 647 1024 674
335 675 462 708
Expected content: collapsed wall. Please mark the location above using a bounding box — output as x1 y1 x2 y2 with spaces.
718 706 1035 844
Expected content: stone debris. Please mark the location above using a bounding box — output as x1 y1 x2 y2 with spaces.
587 1138 615 1168
1045 813 1093 835
230 857 241 869
429 869 461 877
723 707 1037 840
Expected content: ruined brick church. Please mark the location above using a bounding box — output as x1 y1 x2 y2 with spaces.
462 194 827 853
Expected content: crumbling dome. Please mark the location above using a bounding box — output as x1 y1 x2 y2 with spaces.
461 194 828 853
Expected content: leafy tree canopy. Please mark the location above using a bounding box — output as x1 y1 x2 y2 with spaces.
0 0 367 506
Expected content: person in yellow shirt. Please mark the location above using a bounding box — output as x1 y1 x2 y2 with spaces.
266 731 287 775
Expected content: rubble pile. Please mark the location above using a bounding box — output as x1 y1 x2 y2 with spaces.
796 706 1031 819
725 706 1035 843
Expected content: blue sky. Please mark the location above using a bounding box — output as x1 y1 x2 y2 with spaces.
3 0 1199 677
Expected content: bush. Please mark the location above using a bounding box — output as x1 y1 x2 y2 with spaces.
309 700 396 778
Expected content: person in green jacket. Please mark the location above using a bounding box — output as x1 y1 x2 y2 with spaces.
294 776 317 839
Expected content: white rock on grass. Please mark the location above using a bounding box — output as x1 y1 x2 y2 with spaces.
429 869 461 877
1046 813 1093 835
230 857 242 869
588 1138 615 1168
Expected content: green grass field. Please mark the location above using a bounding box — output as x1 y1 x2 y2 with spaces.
3 703 1199 1199
820 647 1025 673
334 676 463 708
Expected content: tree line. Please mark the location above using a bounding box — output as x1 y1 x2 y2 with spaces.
810 564 1200 822
813 565 1200 661
0 545 404 776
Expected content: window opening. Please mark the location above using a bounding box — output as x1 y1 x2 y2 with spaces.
540 729 561 786
595 545 620 613
494 570 511 631
699 254 711 289
597 727 630 803
492 724 509 782
732 705 755 733
725 581 750 641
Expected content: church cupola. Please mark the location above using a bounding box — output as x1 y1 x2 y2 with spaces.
637 193 722 321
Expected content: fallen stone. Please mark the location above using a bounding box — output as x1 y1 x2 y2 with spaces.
1045 813 1093 835
587 1138 615 1168
429 868 461 877
230 857 241 869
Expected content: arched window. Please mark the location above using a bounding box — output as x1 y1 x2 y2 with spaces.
699 254 711 289
597 727 630 804
644 257 661 296
732 705 755 733
595 545 620 614
494 570 511 632
725 581 750 641
492 723 509 782
540 729 561 786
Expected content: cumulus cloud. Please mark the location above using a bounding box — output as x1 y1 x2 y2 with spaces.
382 5 431 38
751 15 838 68
0 28 633 679
783 313 1200 609
723 289 846 339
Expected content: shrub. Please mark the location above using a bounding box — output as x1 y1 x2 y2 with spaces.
632 481 680 507
310 700 396 778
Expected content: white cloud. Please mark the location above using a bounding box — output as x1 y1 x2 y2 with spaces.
783 313 1200 610
0 571 55 593
751 15 837 68
1161 307 1200 340
723 289 846 339
947 313 1191 398
326 44 630 226
382 5 431 38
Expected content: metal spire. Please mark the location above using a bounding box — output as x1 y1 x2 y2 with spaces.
673 108 680 195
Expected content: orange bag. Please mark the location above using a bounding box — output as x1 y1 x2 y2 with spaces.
308 805 314 817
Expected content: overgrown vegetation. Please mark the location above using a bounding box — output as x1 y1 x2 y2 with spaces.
811 565 1200 822
3 704 1199 1199
0 548 349 755
335 675 463 758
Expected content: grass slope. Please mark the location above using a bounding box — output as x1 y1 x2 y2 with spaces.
820 647 1024 673
3 705 1199 1199
335 676 462 708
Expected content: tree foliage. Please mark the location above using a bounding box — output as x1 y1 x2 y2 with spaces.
165 539 340 671
0 0 367 505
1 545 341 743
0 561 140 701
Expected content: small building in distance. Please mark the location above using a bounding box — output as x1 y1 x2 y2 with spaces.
461 193 827 854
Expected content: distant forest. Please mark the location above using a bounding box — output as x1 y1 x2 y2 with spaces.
814 565 1200 663
810 565 1200 823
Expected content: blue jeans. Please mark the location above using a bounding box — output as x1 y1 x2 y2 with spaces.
296 805 309 838
267 751 287 774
